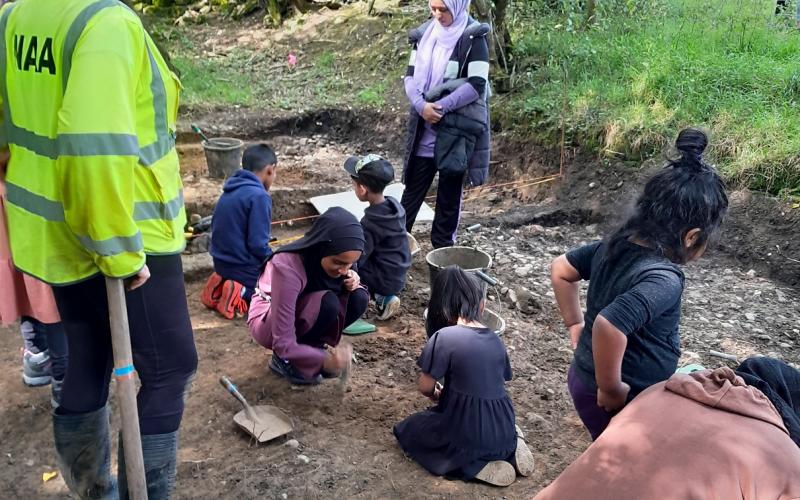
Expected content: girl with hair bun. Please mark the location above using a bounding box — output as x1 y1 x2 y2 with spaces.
550 127 729 440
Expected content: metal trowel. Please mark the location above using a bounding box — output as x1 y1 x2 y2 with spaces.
219 376 293 443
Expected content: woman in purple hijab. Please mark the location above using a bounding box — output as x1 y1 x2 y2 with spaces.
401 0 491 249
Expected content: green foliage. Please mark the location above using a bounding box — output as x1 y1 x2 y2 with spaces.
504 0 800 193
317 51 335 69
356 82 387 107
265 0 283 26
172 51 256 106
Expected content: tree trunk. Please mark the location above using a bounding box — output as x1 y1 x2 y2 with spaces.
472 0 512 91
494 0 511 67
472 0 511 71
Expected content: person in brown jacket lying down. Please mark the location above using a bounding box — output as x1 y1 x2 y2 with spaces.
534 360 800 500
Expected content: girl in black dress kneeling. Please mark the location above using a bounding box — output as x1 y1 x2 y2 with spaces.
394 266 534 487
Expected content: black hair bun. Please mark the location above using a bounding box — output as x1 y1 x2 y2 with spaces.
674 128 708 171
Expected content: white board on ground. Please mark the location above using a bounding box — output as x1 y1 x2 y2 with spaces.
309 183 434 223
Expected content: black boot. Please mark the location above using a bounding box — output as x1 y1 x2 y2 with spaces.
52 406 117 499
119 431 179 500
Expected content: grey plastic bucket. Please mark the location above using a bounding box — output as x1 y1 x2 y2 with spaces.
423 307 506 335
203 138 244 179
425 246 492 288
482 309 506 335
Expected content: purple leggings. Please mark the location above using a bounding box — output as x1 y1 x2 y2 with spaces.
567 363 614 440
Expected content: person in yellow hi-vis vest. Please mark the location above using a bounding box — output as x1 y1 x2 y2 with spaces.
0 0 197 498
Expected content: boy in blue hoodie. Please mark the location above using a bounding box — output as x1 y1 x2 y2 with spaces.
210 144 276 306
344 154 411 320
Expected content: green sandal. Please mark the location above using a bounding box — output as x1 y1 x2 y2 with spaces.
343 318 376 336
676 363 705 374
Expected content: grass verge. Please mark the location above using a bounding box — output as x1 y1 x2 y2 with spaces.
502 0 800 194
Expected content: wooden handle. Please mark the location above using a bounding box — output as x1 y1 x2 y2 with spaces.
106 277 148 500
709 350 739 363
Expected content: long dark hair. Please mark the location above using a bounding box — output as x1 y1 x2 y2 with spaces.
606 127 729 264
426 266 486 338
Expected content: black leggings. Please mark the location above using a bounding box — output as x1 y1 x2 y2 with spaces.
52 254 197 435
401 155 464 249
302 288 369 344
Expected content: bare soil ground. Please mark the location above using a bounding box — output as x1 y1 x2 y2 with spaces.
2 121 799 498
2 3 800 498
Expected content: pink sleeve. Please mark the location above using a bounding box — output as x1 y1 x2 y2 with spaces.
268 255 327 376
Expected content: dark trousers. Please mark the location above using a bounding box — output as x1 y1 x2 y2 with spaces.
21 316 69 381
52 254 198 435
301 288 369 345
401 156 465 249
567 363 614 441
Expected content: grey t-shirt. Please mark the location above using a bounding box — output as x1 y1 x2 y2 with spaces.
567 240 685 398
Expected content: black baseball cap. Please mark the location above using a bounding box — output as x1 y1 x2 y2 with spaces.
343 154 395 186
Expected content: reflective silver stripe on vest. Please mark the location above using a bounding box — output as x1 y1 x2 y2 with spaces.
4 182 66 222
138 132 174 166
10 179 144 256
1 0 174 164
59 132 139 156
62 0 119 92
138 41 174 167
133 190 183 221
5 127 139 160
77 231 143 256
7 179 179 225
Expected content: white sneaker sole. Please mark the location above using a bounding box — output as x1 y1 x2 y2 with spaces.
514 437 535 477
475 460 515 487
23 373 51 387
376 297 401 321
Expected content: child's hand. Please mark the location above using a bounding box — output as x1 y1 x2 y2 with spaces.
597 382 630 413
430 382 443 402
343 270 361 292
568 323 584 350
323 344 352 374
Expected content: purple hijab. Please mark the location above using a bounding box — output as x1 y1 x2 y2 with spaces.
413 0 471 93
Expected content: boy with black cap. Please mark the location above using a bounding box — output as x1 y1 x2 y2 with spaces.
344 154 411 320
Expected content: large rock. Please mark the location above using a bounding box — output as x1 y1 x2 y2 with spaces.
513 286 541 315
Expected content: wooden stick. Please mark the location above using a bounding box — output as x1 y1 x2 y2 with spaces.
709 350 739 363
106 278 148 500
